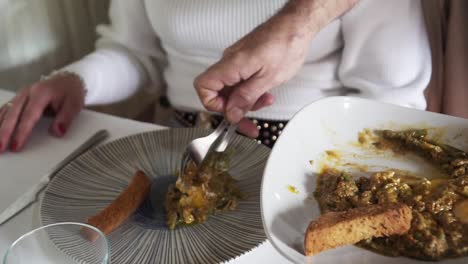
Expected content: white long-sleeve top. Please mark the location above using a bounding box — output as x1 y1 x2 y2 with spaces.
64 0 431 121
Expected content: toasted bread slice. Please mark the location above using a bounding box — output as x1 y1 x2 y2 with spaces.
304 203 412 256
83 170 151 241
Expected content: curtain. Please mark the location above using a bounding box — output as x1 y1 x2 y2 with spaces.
423 0 468 119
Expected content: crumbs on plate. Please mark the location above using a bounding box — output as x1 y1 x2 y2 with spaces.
287 185 299 194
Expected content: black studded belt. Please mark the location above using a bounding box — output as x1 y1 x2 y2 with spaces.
174 110 287 148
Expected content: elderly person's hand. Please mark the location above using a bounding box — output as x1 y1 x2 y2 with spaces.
195 0 359 137
0 73 85 152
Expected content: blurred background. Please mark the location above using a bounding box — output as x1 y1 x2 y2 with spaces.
0 0 160 123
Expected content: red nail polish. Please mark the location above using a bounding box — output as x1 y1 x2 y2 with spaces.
58 123 67 135
11 141 18 152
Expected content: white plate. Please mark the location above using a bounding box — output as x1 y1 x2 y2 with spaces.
41 128 270 264
261 96 468 264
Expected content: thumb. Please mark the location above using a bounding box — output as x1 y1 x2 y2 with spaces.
225 77 270 123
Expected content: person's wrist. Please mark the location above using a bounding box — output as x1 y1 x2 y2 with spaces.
273 7 320 43
41 71 87 101
279 0 358 38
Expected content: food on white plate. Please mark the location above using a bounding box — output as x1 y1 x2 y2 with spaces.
165 151 244 230
304 203 412 256
83 170 151 241
312 129 468 260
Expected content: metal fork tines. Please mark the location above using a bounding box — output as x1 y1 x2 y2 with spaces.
180 120 237 174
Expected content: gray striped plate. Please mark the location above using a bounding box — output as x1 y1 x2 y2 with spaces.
40 128 269 264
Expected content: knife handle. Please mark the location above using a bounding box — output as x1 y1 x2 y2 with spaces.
48 129 109 180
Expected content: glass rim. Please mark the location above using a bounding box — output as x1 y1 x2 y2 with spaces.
3 222 109 264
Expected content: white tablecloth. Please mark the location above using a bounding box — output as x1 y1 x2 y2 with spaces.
0 89 290 263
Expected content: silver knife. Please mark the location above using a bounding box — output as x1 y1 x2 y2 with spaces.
0 129 109 225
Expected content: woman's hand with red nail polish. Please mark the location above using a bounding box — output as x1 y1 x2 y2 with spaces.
0 72 85 152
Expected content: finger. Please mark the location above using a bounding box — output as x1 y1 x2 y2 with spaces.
49 96 82 137
195 74 227 113
237 118 259 139
0 94 28 152
195 62 242 112
251 93 275 111
194 54 260 112
0 105 7 123
13 93 53 151
225 77 271 123
199 85 236 114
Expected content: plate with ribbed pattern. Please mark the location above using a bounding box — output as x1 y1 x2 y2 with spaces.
40 128 269 264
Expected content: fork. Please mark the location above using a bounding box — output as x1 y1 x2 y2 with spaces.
179 120 238 174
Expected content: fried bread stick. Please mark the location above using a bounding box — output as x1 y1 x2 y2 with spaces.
82 170 151 241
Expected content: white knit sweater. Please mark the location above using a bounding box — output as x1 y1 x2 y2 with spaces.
64 0 431 120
